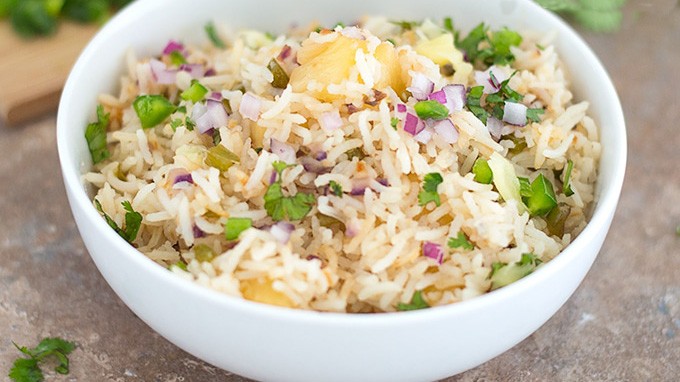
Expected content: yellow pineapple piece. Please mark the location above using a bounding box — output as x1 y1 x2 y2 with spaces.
250 122 267 148
240 278 294 308
416 33 473 84
374 42 407 97
290 33 368 102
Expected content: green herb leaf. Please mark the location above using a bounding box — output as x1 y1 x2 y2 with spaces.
443 17 454 33
447 231 474 250
9 357 43 382
396 290 430 311
526 108 545 123
414 100 449 120
418 172 443 207
61 0 108 23
466 86 488 124
457 23 488 65
133 95 175 129
180 80 209 103
523 173 557 216
94 199 141 243
168 50 187 66
171 261 188 271
10 0 58 38
472 158 493 184
329 180 343 197
487 27 522 65
267 58 289 89
562 159 575 196
389 20 419 30
272 160 291 175
390 117 399 129
84 105 110 164
518 177 532 198
205 21 226 48
224 217 252 241
264 163 316 221
205 144 239 171
10 337 76 382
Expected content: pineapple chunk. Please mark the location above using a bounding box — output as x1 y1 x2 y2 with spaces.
416 33 473 84
240 278 294 308
290 34 367 102
374 42 407 97
250 122 267 148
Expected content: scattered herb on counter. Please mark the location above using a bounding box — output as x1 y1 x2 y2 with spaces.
94 199 142 243
84 105 110 164
418 172 443 207
447 231 474 250
9 337 76 382
264 161 316 221
396 290 430 311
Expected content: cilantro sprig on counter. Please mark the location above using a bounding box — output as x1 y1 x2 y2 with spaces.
9 337 76 382
264 161 316 221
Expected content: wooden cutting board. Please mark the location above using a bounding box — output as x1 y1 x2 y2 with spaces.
0 21 99 126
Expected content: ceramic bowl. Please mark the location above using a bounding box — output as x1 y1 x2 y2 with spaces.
57 0 626 380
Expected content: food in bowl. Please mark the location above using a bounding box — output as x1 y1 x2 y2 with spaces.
83 16 600 313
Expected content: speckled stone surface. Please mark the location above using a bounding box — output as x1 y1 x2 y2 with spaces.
1 3 679 381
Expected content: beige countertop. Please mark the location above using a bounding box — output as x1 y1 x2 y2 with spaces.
1 2 679 381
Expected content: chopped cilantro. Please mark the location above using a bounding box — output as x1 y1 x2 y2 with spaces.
264 162 316 221
396 290 430 311
171 261 188 271
224 217 252 241
443 17 454 33
466 85 488 124
204 21 225 48
84 104 110 164
390 117 399 130
344 147 366 161
447 231 474 250
490 253 542 290
390 20 419 30
457 23 522 67
418 172 443 207
9 337 76 382
414 100 449 120
267 58 289 89
205 145 239 171
94 199 142 244
133 95 175 129
212 129 221 145
526 108 545 123
562 160 575 196
329 180 343 197
169 118 183 131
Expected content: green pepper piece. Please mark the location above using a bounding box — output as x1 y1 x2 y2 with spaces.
472 158 493 184
414 100 449 120
267 59 289 89
546 204 571 237
224 217 252 241
205 144 239 171
525 173 557 216
169 50 187 66
133 95 175 129
490 253 541 290
518 177 532 198
562 159 575 196
180 80 209 103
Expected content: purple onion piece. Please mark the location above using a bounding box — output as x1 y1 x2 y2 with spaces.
503 102 528 126
408 73 435 100
193 225 206 239
422 242 443 264
442 84 466 113
428 90 447 105
269 171 278 185
270 221 294 244
162 40 185 55
204 68 216 76
239 93 262 121
270 138 296 164
486 116 504 141
433 119 459 144
179 63 205 79
149 59 177 85
397 104 407 113
315 151 328 161
300 156 330 174
404 113 425 136
173 173 194 184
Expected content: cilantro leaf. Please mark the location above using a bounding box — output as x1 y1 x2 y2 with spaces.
10 337 76 382
458 23 522 67
447 231 474 250
466 86 488 124
396 290 430 311
562 159 575 196
329 180 343 197
84 105 110 164
488 27 522 65
418 172 443 207
264 163 316 221
390 117 399 130
389 20 419 30
457 23 487 64
94 199 142 243
205 21 225 48
526 108 545 123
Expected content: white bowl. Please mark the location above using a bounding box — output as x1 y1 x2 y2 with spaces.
57 0 626 380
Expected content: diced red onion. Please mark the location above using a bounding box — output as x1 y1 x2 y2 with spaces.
503 102 528 126
239 93 261 121
315 151 327 161
442 84 466 113
173 173 193 184
377 178 389 187
269 171 278 184
299 156 330 174
428 89 447 105
204 68 216 76
208 91 222 101
193 225 206 239
192 100 229 134
149 59 177 85
404 113 425 136
350 177 371 196
278 45 292 61
407 73 434 100
474 66 508 94
414 127 434 144
345 219 360 237
432 119 459 144
486 116 504 141
270 138 296 164
179 64 205 79
320 111 343 132
162 40 184 55
422 242 444 264
396 104 407 113
270 221 294 244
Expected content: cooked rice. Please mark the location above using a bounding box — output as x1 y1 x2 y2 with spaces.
86 17 600 313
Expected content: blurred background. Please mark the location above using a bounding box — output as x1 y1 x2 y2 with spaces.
0 0 678 381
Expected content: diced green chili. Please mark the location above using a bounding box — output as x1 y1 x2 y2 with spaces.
414 100 449 120
169 50 187 66
563 159 575 196
205 144 239 171
490 253 541 290
133 95 175 129
180 80 209 103
546 204 571 237
267 58 289 89
472 158 493 184
224 217 252 241
524 173 557 216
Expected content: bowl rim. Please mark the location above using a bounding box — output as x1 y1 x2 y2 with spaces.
57 0 627 326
